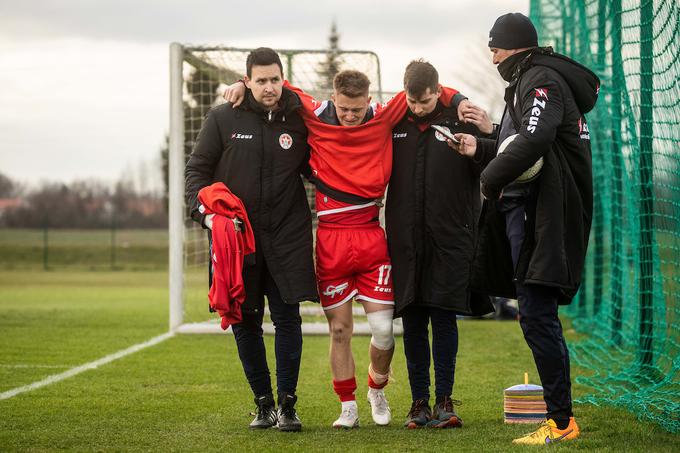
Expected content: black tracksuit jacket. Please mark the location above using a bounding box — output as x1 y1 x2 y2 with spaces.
185 89 319 313
471 49 600 304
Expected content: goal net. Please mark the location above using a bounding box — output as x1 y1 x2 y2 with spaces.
168 44 398 334
530 0 680 433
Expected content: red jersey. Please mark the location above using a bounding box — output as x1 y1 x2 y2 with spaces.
286 83 458 199
198 182 255 330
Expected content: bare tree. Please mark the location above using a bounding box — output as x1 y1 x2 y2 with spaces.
1 178 166 229
0 172 21 198
319 20 341 95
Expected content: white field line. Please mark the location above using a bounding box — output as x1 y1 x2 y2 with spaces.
0 332 174 401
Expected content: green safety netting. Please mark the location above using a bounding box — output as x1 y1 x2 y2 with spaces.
529 0 679 433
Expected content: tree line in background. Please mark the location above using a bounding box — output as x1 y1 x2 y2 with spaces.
0 172 166 229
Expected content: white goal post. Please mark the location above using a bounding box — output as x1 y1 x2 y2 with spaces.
168 42 401 335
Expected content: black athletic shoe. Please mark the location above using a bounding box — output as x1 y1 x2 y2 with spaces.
249 394 277 429
428 396 463 428
276 393 302 432
404 399 431 429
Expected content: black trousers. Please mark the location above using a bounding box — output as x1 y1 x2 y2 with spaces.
402 306 459 402
505 203 573 420
230 264 302 398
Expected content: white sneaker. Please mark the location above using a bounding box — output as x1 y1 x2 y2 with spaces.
332 402 360 429
367 388 391 426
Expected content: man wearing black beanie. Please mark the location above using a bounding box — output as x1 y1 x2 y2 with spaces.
488 12 538 50
448 12 600 445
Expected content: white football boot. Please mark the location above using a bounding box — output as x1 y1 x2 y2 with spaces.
332 402 360 429
367 388 391 426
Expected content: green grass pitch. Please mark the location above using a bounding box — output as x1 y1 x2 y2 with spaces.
0 270 677 452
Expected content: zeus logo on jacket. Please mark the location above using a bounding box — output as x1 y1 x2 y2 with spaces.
527 88 548 134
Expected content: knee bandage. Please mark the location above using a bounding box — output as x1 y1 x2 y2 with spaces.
366 309 395 350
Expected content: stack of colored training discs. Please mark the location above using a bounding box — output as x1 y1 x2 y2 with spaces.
503 373 547 424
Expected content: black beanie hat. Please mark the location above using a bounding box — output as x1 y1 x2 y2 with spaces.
488 13 538 50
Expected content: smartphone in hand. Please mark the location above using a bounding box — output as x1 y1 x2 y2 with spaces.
431 124 460 144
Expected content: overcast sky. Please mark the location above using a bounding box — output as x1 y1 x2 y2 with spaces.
0 0 528 190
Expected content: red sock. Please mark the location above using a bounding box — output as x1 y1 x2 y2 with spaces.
368 373 388 390
333 377 357 402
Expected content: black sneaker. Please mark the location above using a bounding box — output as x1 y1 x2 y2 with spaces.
404 399 431 429
427 396 463 428
276 393 302 432
249 394 277 429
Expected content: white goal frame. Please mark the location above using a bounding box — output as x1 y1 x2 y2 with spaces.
168 42 401 335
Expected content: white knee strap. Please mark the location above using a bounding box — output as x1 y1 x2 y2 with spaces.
366 309 395 350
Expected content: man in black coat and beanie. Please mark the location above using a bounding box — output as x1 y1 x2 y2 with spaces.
452 13 599 445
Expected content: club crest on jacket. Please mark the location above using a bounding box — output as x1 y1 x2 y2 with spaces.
279 133 293 149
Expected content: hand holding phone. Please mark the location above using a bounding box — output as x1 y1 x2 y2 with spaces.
431 124 460 144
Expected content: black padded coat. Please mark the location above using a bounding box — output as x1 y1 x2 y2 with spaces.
185 89 319 313
471 49 599 304
386 102 495 316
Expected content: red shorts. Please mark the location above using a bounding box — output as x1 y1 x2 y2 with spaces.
316 222 394 310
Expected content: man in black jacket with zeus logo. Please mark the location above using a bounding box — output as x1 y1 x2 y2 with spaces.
386 59 496 429
453 13 599 445
185 48 318 432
